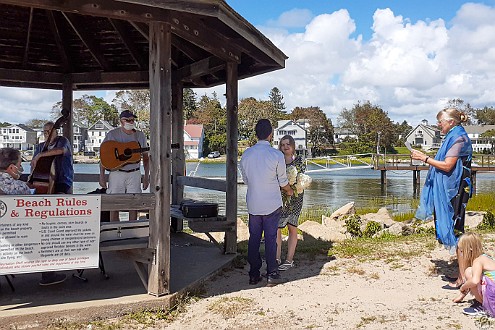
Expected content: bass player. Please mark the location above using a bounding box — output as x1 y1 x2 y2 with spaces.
99 110 150 221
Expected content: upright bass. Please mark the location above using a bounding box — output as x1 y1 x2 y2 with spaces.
28 109 70 194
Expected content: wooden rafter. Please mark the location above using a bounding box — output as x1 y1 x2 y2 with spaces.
22 7 33 68
62 12 111 71
110 18 146 70
46 10 71 72
170 12 241 64
175 56 224 83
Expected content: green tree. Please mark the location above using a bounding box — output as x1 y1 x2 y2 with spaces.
183 88 197 120
112 90 150 136
52 95 118 126
192 92 227 154
269 87 286 114
291 106 334 156
338 101 395 153
238 97 285 145
394 120 413 145
474 106 495 125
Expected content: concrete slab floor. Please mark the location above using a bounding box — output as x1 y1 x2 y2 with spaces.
0 232 236 327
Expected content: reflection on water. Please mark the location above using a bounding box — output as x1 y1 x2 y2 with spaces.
22 162 495 215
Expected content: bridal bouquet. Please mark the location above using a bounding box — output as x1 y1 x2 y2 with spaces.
283 165 312 205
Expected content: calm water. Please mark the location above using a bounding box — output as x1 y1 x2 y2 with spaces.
22 162 495 215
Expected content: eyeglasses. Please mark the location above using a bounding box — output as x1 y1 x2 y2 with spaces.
122 118 135 122
437 119 451 125
43 130 51 134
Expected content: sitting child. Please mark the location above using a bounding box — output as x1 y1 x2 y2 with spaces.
453 232 495 317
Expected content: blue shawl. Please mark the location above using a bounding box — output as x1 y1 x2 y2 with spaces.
415 125 472 251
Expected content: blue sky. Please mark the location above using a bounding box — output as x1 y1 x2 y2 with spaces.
2 1 495 126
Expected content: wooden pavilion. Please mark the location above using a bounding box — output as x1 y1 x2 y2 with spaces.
0 0 287 296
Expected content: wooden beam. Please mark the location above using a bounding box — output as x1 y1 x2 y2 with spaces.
224 61 238 254
177 176 227 192
46 10 71 72
22 7 34 68
170 12 241 63
0 68 63 84
175 56 225 83
100 193 155 211
129 21 149 40
62 12 111 70
109 18 147 70
148 21 172 296
71 71 149 85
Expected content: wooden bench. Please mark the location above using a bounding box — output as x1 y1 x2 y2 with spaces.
170 205 234 249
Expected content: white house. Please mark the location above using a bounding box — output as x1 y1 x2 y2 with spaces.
273 120 307 153
0 124 37 151
184 124 204 159
404 120 442 150
464 125 495 153
72 121 88 153
85 120 115 153
334 127 358 143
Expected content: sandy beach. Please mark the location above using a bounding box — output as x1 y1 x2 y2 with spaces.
161 235 493 330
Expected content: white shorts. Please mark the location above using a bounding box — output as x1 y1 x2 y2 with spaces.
107 170 142 194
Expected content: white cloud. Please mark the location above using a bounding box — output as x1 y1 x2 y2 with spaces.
3 3 495 127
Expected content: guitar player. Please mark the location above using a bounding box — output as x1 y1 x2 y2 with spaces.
32 121 74 194
99 110 150 221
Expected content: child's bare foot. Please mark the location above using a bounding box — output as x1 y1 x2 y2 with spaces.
453 292 467 303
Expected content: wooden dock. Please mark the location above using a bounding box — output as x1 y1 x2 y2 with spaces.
373 154 495 193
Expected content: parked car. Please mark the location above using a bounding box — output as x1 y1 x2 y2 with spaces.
207 151 220 158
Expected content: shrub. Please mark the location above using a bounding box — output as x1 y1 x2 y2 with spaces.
344 215 362 238
363 221 382 238
477 211 495 230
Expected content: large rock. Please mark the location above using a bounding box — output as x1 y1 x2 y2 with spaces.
324 202 355 224
465 211 485 229
360 207 395 228
299 220 348 242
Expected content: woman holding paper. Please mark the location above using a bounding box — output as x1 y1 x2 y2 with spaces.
411 108 472 287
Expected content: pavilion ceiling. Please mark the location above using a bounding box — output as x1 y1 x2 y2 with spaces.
0 0 287 90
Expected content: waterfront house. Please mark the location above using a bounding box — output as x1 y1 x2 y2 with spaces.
334 127 358 143
72 121 88 154
273 120 307 154
184 124 204 159
85 120 115 154
464 125 495 153
0 124 37 151
404 120 442 150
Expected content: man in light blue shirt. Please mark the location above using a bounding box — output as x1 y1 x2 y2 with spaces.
240 119 293 286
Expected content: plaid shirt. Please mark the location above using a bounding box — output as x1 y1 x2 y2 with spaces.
0 172 31 195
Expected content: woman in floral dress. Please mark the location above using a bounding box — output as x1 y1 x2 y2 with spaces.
276 135 306 271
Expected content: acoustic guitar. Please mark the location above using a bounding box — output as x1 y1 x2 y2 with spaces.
100 140 149 170
28 108 70 194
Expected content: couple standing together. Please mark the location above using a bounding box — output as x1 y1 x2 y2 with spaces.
240 119 305 286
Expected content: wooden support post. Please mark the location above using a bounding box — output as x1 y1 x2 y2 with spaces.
380 170 387 186
472 171 477 194
224 61 238 254
171 83 185 232
62 76 73 145
148 21 172 296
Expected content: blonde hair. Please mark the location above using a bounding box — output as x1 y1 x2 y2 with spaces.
457 232 483 268
278 135 296 155
437 108 468 125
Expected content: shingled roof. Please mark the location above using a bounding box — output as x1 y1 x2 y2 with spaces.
0 0 287 90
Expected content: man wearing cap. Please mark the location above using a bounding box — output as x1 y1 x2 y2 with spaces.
99 110 150 221
240 119 294 286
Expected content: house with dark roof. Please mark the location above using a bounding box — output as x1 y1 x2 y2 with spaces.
0 124 37 151
273 120 308 153
404 120 442 150
85 120 115 153
464 125 495 153
184 124 204 159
